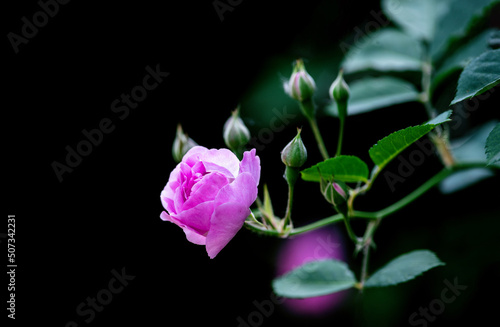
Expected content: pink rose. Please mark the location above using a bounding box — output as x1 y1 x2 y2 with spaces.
160 146 260 258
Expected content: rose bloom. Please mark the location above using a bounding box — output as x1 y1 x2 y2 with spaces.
160 146 260 258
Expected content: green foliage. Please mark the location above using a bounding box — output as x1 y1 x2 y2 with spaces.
381 0 448 41
342 28 423 73
450 49 500 105
301 155 369 183
432 29 495 90
364 250 445 287
485 123 500 166
430 0 500 60
327 76 420 116
440 121 499 194
368 111 452 170
272 259 357 298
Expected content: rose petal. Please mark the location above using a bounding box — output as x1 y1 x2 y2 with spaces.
205 202 250 258
177 201 215 235
182 172 228 211
200 148 240 179
160 211 207 245
182 146 209 166
160 190 177 215
215 172 258 208
202 162 236 180
240 149 261 186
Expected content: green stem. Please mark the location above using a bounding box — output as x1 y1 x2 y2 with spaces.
299 100 329 160
309 116 330 160
359 239 371 288
282 166 299 233
335 117 345 157
245 163 494 237
420 48 455 167
343 213 360 244
282 183 295 232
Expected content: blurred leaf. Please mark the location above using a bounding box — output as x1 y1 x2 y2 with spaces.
369 110 452 170
326 76 420 116
431 0 500 61
381 0 449 41
301 155 369 183
485 123 500 166
450 49 500 105
342 28 423 73
432 29 494 91
440 120 499 193
272 259 357 298
490 29 500 49
365 250 445 288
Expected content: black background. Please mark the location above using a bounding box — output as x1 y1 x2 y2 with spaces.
4 1 500 326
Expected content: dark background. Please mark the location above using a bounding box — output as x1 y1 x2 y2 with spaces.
4 0 500 326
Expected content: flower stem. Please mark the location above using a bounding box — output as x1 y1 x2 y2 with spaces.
245 163 496 237
299 100 329 160
335 117 345 157
420 50 455 167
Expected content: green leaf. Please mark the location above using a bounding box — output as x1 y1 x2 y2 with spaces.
364 250 445 288
342 28 423 73
439 120 499 194
485 123 500 166
432 29 494 90
382 0 449 41
301 155 369 183
431 0 499 61
369 111 452 170
326 77 420 116
272 259 357 298
451 49 500 105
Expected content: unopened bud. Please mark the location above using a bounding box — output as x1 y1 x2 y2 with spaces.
320 177 349 216
281 128 307 168
223 107 250 154
285 59 316 102
172 124 198 163
329 69 350 121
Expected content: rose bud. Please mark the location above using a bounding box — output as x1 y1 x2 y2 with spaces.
281 128 307 168
284 59 316 103
223 107 250 156
172 124 198 163
329 69 350 121
320 177 349 216
160 146 260 258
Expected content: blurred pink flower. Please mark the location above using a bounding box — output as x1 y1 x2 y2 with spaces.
276 227 348 316
160 146 260 258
